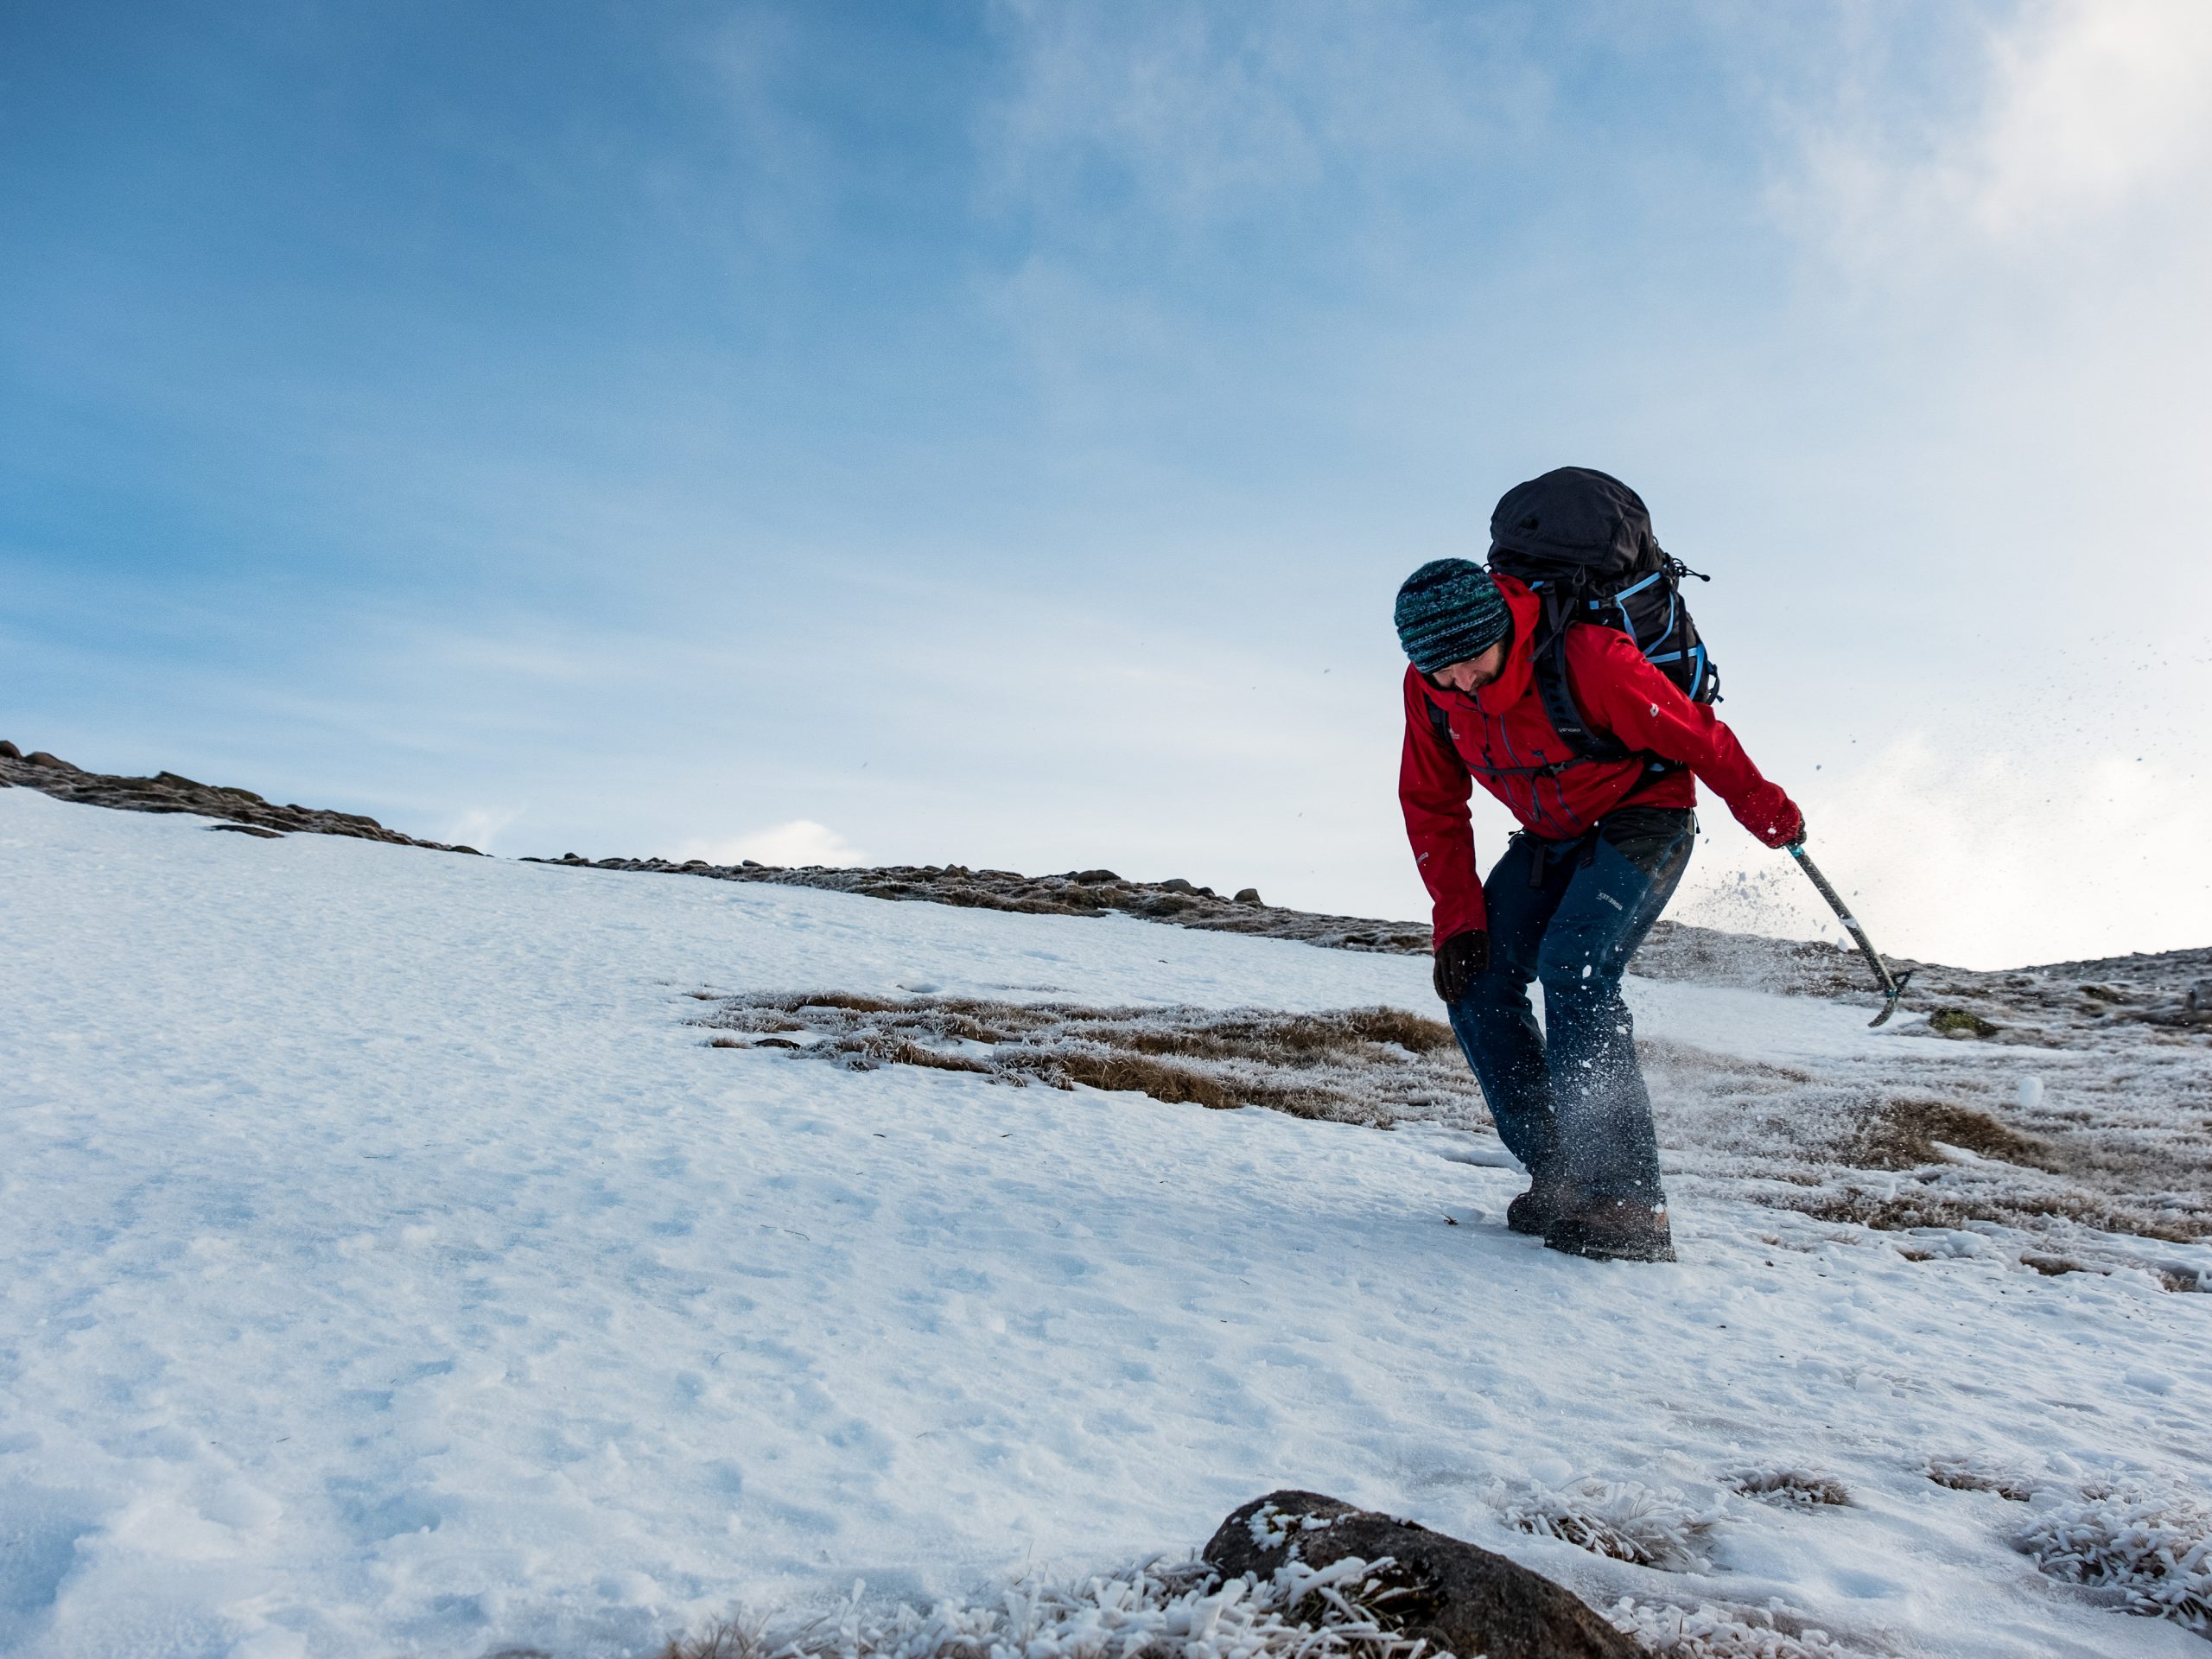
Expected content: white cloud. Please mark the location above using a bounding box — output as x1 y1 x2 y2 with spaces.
1972 0 2212 234
440 806 524 855
1789 0 2212 258
675 820 868 870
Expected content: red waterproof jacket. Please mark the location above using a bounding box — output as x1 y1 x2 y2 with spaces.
1401 574 1798 944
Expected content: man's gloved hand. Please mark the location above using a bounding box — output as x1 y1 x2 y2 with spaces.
1433 929 1490 1003
1734 784 1805 850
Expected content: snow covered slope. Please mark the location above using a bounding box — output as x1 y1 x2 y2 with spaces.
1 787 2205 1658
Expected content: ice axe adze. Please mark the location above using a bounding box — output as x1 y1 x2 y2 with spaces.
1785 842 1914 1027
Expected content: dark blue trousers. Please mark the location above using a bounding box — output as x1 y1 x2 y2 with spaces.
1445 807 1694 1207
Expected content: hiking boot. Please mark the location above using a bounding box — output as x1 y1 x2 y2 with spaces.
1504 1173 1573 1236
1544 1198 1676 1262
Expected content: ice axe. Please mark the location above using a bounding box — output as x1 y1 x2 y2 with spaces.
1785 841 1913 1027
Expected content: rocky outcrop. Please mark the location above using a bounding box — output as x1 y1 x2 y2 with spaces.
521 849 1428 952
1204 1490 1639 1659
0 741 478 853
12 739 2206 1027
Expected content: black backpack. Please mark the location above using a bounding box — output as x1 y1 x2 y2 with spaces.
1485 467 1718 767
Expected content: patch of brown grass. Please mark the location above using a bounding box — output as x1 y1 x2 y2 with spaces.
885 1042 996 1076
1925 1459 2036 1502
1849 1098 2057 1172
693 994 1480 1130
1790 1184 2177 1240
1044 1051 1274 1111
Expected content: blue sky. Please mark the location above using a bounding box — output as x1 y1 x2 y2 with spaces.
6 0 2209 967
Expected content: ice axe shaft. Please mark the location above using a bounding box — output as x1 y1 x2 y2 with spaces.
1786 842 1913 1027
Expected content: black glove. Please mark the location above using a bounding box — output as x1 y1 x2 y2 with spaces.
1433 929 1490 1003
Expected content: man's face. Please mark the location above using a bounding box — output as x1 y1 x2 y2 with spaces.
1429 638 1508 694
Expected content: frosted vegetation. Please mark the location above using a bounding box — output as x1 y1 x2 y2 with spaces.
665 1556 1429 1659
696 988 2209 1287
662 1554 1887 1659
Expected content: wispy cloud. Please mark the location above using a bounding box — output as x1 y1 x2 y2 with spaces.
982 1 1523 227
11 2 2209 968
1785 0 2212 260
440 805 526 855
676 820 867 869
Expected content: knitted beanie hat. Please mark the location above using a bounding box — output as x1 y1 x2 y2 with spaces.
1394 558 1510 673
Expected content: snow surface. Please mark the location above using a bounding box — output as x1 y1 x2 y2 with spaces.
1 787 2206 1658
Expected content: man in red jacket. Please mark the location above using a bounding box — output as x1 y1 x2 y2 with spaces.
1395 556 1803 1262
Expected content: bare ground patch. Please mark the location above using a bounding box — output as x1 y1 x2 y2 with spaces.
694 992 1480 1131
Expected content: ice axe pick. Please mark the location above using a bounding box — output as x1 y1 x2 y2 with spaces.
1785 842 1913 1027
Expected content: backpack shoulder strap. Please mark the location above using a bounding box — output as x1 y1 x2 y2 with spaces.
1421 664 1590 782
1532 596 1632 764
1423 690 1457 756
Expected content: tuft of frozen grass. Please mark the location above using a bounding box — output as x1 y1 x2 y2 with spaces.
1923 1456 2037 1503
1724 1468 1851 1510
1609 1599 1853 1657
2013 1489 2212 1634
1484 1476 1720 1571
661 1555 1432 1659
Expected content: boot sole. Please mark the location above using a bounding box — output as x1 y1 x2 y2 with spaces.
1542 1227 1677 1263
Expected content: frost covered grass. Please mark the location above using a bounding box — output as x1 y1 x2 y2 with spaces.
2013 1489 2212 1635
664 1556 1429 1659
1922 1457 2037 1503
704 992 2211 1282
696 992 1475 1129
1482 1477 1720 1571
1722 1469 1852 1510
1607 1599 1852 1658
1634 1036 2212 1277
1912 1455 2212 1638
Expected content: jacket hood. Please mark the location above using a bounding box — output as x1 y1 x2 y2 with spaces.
1419 574 1541 716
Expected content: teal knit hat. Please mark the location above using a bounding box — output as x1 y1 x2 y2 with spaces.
1395 559 1510 673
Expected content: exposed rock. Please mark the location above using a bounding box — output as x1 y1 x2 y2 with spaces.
1235 887 1263 906
0 742 470 853
509 849 1434 952
1929 1007 2000 1039
1203 1490 1638 1659
209 823 285 839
